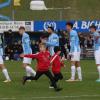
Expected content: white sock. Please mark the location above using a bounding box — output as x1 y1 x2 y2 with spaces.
77 67 82 80
97 66 100 79
71 66 76 80
25 66 36 76
2 69 10 80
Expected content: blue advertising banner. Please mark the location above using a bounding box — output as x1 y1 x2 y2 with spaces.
34 21 100 32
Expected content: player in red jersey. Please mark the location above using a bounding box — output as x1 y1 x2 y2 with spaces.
20 43 62 92
49 47 64 88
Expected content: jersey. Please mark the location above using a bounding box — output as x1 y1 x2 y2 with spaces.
93 32 100 51
69 30 80 53
50 54 64 74
22 33 32 54
46 33 59 56
24 51 50 71
0 35 3 56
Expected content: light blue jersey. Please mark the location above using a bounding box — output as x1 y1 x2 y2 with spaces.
0 36 3 56
0 47 3 56
46 33 59 55
93 32 100 51
70 30 80 53
22 33 32 54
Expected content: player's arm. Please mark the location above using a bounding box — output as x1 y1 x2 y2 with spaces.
20 53 38 58
50 54 58 64
95 32 100 41
46 36 59 46
60 57 65 67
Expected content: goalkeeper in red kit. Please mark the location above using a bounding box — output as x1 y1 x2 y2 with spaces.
20 43 62 92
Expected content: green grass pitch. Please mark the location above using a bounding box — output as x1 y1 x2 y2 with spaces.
0 60 100 100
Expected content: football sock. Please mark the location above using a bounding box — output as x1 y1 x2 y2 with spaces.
77 67 82 80
2 68 11 80
71 66 76 80
26 66 36 76
97 66 100 79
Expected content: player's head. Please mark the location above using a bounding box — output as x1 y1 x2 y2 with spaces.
47 26 54 34
54 46 61 55
19 26 25 35
39 43 46 52
66 22 73 32
89 25 97 33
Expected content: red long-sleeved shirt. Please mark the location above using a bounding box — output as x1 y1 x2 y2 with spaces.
24 51 50 71
50 54 64 74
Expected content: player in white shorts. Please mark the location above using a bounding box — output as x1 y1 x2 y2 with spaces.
89 25 100 82
66 22 82 82
0 35 11 82
19 27 36 78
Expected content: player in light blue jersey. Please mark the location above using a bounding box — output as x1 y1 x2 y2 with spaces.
90 25 100 82
42 26 59 56
66 22 82 82
0 35 11 83
19 27 36 77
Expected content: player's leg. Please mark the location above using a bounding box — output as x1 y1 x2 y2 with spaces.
76 61 82 81
0 56 11 82
23 71 43 85
23 57 36 77
54 73 63 82
96 64 100 82
45 71 62 91
95 50 100 82
66 58 76 82
75 52 82 81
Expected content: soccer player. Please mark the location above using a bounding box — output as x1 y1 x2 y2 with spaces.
19 26 36 78
21 43 62 92
50 46 64 88
41 26 59 56
66 22 82 82
89 25 100 82
0 35 11 82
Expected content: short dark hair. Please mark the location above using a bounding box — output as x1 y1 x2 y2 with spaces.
89 25 97 30
66 22 73 28
48 26 54 31
54 46 61 53
19 26 25 30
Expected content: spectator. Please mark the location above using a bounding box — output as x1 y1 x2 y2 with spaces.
58 30 68 59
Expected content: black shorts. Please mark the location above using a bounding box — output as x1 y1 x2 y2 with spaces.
53 72 63 82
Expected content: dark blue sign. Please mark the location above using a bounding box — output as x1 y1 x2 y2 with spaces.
34 21 100 32
34 21 66 31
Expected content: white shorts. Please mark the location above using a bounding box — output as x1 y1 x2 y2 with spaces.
23 57 32 64
0 56 4 64
71 52 81 61
94 48 100 64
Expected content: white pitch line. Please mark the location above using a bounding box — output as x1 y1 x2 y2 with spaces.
0 95 100 100
31 95 100 99
0 98 16 100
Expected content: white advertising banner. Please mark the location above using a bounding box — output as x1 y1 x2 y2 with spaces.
0 21 34 33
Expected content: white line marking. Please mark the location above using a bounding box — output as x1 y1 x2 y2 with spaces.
0 98 16 100
0 95 100 100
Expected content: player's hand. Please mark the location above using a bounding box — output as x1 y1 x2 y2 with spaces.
61 57 65 61
20 54 24 58
67 53 73 60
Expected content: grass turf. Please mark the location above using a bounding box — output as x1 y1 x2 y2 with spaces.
0 60 100 100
